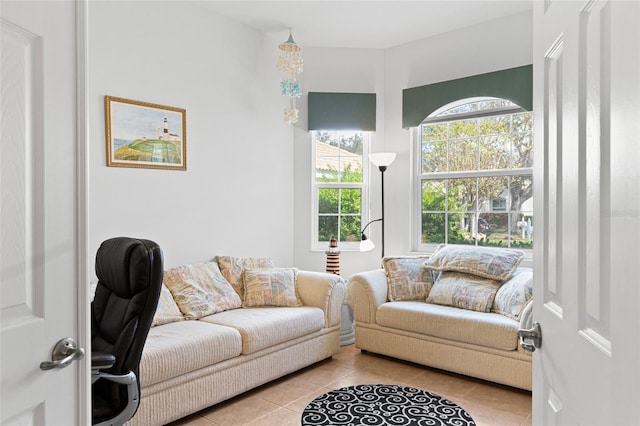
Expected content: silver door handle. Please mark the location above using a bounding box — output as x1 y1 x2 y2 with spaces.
40 337 85 370
518 322 542 353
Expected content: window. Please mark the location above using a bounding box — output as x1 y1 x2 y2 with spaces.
312 130 370 250
415 98 533 250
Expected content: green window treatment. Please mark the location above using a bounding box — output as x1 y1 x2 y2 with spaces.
308 92 376 131
402 65 533 128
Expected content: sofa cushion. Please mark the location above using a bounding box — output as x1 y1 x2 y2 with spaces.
216 256 275 299
375 301 519 351
382 256 433 302
201 307 324 354
423 245 524 282
426 271 501 313
151 284 184 327
492 267 533 320
164 262 242 319
242 267 302 307
139 320 242 387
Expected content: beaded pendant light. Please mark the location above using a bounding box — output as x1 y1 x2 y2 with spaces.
277 29 303 124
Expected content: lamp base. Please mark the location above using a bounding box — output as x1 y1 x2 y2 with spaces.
340 300 355 345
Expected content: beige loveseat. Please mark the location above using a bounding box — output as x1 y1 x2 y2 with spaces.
125 257 345 426
347 246 533 391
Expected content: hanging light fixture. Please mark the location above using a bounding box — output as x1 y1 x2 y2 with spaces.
277 28 303 124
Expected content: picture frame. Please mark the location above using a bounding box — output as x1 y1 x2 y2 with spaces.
105 96 187 170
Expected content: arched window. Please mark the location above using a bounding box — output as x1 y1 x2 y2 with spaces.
414 97 533 250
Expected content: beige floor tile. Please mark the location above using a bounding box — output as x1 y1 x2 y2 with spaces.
245 407 301 426
462 381 532 416
291 360 355 387
199 394 280 426
464 403 530 426
251 375 325 406
284 386 335 413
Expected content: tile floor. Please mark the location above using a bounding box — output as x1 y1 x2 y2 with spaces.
168 344 532 426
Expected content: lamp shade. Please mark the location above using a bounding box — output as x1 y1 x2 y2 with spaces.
359 238 375 252
369 152 396 167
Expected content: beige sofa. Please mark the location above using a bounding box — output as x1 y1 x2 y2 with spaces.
125 259 345 426
347 248 533 391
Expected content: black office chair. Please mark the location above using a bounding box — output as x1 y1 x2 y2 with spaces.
91 237 163 426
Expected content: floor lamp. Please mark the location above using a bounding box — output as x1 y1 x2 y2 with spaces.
360 152 396 258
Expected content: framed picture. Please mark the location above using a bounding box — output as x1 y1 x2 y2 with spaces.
105 96 187 170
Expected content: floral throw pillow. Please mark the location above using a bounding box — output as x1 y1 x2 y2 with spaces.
152 284 184 327
382 256 433 301
242 267 302 308
492 267 533 320
164 262 241 319
216 256 275 299
423 244 524 282
426 271 502 313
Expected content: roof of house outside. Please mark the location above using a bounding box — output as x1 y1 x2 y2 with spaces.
315 140 363 173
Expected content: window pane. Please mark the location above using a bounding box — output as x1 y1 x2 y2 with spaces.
315 155 339 182
447 212 470 244
422 141 447 173
318 188 338 214
510 175 534 249
513 112 533 132
340 216 361 242
422 123 448 141
318 216 338 242
449 119 478 138
449 139 478 171
477 212 503 246
512 132 533 168
314 131 364 183
338 133 364 155
478 115 510 135
340 188 361 214
422 213 446 244
448 178 476 212
478 176 509 213
422 180 446 212
479 136 510 170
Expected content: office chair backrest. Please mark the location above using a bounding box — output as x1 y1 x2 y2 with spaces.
91 237 163 423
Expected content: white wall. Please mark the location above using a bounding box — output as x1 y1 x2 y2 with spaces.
88 1 295 273
293 11 533 279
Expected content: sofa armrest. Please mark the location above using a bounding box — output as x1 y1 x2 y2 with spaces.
347 269 388 324
519 299 534 330
296 270 346 328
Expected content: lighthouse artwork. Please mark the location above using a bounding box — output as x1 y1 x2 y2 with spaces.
105 96 187 170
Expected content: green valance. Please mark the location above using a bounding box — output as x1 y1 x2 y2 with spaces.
402 65 533 128
308 92 376 131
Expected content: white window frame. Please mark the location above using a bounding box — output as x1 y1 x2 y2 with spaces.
311 130 371 252
411 98 533 254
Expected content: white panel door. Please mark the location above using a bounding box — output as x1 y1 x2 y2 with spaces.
533 1 640 424
0 1 88 424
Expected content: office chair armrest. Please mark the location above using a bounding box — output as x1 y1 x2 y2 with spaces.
92 352 116 370
93 370 140 426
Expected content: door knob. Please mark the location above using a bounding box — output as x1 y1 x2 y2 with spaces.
518 322 542 353
40 337 85 370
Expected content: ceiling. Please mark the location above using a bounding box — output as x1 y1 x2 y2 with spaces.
194 1 533 49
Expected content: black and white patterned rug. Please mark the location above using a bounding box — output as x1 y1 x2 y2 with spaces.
301 384 476 426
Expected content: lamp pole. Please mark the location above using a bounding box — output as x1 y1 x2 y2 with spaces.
379 165 387 258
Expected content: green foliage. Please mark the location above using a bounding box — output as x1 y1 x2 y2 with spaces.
317 165 363 243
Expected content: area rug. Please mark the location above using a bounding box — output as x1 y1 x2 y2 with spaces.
301 384 476 426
